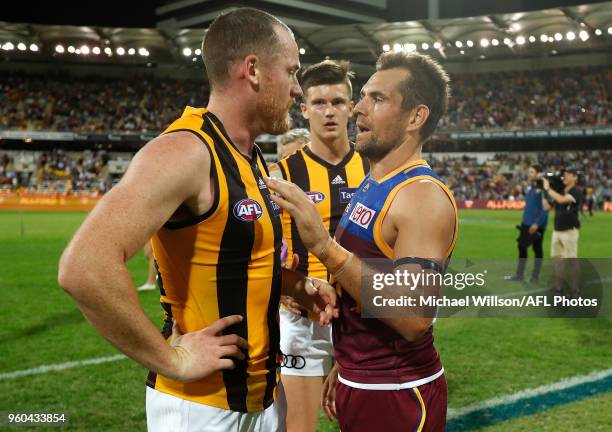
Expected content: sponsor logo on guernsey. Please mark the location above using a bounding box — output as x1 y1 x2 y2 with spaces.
270 199 281 217
257 177 267 189
331 175 346 185
339 187 356 204
233 198 264 222
306 191 326 204
349 202 376 229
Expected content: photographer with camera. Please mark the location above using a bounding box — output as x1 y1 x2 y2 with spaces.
542 168 583 297
505 164 548 283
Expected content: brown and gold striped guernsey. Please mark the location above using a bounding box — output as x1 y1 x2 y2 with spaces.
147 107 283 412
277 145 368 281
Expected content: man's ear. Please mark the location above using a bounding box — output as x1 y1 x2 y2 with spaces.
237 54 260 87
406 104 430 132
300 101 309 120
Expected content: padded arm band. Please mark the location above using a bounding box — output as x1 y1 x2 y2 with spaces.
394 256 445 274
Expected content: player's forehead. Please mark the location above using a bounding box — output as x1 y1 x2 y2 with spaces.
305 83 350 101
274 26 299 62
361 68 409 96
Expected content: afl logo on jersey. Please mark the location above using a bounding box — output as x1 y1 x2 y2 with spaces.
306 191 326 204
233 198 264 222
349 202 376 229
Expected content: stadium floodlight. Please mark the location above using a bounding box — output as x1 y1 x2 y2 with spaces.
579 30 589 41
466 40 474 47
480 38 489 47
529 35 536 43
116 47 125 55
195 48 202 55
138 47 147 56
55 44 65 53
455 40 463 48
405 43 416 52
75 49 81 54
548 36 554 43
540 34 548 42
80 45 90 55
433 41 442 49
128 48 135 55
104 47 112 55
608 27 612 35
554 33 562 41
516 36 526 45
192 57 197 62
68 45 75 53
2 42 15 50
459 50 465 55
17 42 26 51
503 37 511 45
30 43 39 52
393 43 402 52
421 42 429 50
510 23 521 32
92 46 101 55
595 29 602 36
382 44 390 52
566 31 575 41
183 47 192 56
491 38 499 46
299 47 305 54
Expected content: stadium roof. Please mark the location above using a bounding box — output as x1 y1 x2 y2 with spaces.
1 1 610 73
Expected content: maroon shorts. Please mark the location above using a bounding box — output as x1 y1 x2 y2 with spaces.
335 374 447 432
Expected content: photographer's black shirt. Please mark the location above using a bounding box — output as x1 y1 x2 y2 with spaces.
554 186 583 231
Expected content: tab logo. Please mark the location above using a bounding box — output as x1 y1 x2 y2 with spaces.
349 202 376 229
306 191 326 204
257 177 267 189
339 187 356 204
233 198 264 222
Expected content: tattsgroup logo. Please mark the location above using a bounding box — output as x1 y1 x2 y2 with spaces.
306 191 326 204
233 198 264 222
349 202 376 229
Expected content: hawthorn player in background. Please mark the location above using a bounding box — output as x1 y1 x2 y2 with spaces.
59 8 337 432
271 60 368 432
267 51 457 431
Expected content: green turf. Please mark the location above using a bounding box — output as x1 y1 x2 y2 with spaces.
0 209 610 431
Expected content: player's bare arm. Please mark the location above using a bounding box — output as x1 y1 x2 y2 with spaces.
58 131 247 382
266 176 454 341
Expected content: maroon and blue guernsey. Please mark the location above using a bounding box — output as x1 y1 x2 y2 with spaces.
333 158 458 387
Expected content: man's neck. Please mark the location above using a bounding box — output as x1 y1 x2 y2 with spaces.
207 92 259 157
369 141 422 181
308 133 351 165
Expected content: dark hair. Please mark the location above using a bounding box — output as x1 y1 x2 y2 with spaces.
531 163 542 173
300 59 354 99
376 52 450 142
202 8 290 88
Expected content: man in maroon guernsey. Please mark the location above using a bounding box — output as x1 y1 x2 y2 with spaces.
267 51 457 431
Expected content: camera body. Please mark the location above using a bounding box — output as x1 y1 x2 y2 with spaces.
536 172 565 194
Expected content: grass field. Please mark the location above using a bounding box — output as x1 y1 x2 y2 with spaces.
1 209 611 431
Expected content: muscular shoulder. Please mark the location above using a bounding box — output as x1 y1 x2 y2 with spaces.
122 131 211 200
389 179 455 230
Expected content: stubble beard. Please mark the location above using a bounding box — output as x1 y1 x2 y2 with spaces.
258 83 291 135
356 131 402 163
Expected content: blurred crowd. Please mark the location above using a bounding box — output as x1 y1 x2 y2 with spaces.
0 72 205 133
0 149 114 193
439 66 610 130
2 150 610 208
430 151 611 208
1 66 609 134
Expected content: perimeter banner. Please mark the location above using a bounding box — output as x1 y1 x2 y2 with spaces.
0 192 100 211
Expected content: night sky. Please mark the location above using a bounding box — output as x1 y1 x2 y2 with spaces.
1 0 608 28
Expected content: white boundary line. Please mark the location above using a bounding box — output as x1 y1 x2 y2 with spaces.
0 354 126 380
447 367 612 419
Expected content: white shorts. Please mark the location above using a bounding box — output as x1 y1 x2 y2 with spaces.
551 228 579 258
279 308 333 377
146 384 287 432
